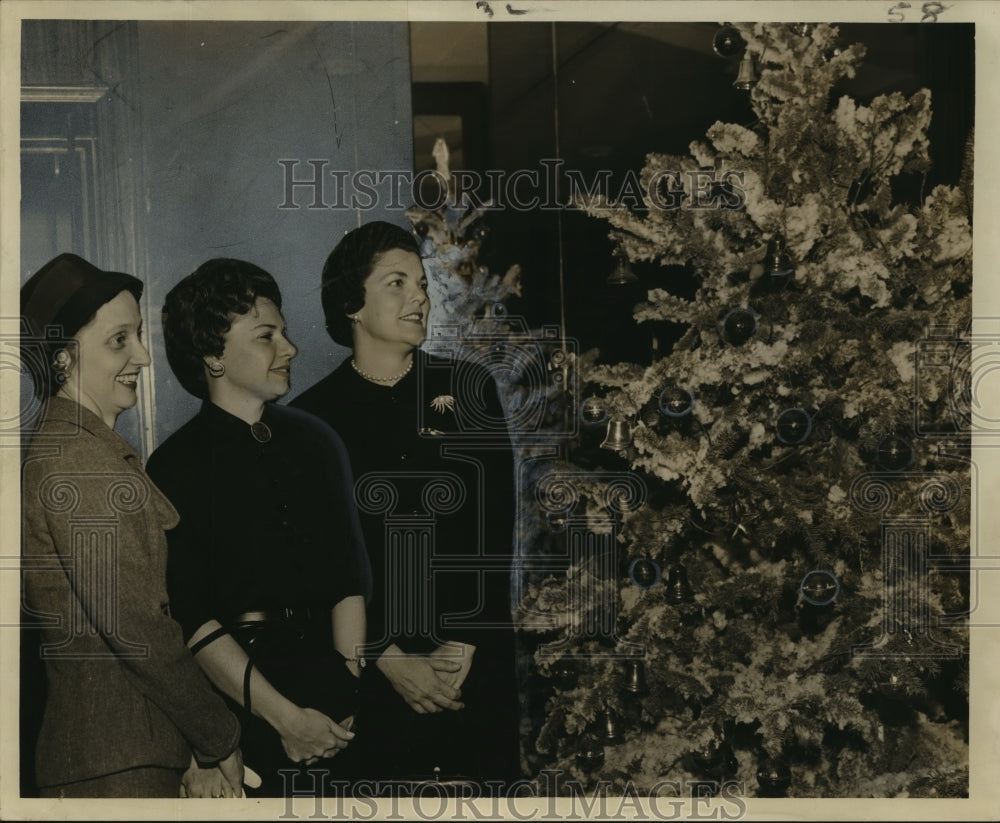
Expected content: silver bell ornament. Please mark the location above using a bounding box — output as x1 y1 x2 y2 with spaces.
733 53 759 90
763 233 795 280
600 416 632 453
599 699 624 744
606 254 638 286
623 659 648 695
665 563 695 605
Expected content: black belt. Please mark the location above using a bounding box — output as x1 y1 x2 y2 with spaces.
233 608 316 626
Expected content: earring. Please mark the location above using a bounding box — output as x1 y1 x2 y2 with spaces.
350 315 360 324
208 361 226 378
52 349 71 385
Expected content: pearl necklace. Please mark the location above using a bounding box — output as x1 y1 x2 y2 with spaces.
351 357 413 384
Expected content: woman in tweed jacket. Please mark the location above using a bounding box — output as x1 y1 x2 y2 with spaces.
20 253 243 798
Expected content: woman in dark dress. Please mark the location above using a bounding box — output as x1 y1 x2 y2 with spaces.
146 258 371 797
291 222 521 787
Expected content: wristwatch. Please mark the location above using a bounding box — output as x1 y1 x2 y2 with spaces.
346 656 366 669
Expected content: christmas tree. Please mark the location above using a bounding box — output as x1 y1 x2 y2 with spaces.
406 137 575 459
517 23 971 798
407 138 523 345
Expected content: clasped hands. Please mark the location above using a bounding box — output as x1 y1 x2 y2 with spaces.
377 642 475 714
181 707 355 797
179 748 244 798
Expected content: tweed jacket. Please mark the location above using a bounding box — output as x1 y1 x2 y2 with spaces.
21 397 240 788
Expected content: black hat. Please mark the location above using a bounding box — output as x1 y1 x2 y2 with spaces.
21 253 144 339
21 253 144 398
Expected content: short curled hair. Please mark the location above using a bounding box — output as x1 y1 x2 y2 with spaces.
320 221 421 347
162 258 282 399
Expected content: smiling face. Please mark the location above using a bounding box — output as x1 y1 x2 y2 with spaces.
208 297 297 409
352 248 430 352
64 290 150 429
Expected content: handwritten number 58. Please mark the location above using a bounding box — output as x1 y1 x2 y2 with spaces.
887 2 949 22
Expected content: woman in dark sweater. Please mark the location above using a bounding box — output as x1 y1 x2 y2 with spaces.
291 222 521 786
146 258 371 797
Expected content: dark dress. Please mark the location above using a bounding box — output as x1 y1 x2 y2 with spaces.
290 350 521 786
145 401 371 796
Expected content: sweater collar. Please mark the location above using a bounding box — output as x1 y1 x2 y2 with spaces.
338 349 425 395
198 400 277 443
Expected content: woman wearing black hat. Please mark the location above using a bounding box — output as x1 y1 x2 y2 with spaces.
145 258 371 797
290 222 522 787
20 253 244 798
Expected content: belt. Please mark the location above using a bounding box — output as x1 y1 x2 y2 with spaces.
233 608 316 626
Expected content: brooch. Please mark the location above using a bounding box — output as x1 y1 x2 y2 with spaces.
430 394 455 414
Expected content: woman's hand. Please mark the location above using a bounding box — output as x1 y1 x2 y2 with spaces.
275 705 355 764
376 649 465 714
180 754 242 798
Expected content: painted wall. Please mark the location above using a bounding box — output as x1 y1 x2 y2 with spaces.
135 21 413 450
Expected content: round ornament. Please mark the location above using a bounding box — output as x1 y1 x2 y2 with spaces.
629 557 661 589
575 735 605 771
775 408 813 445
712 25 745 59
876 435 914 471
878 670 911 701
580 395 609 427
546 511 569 533
722 307 758 345
483 301 506 319
799 570 840 606
550 661 578 690
658 385 695 419
756 757 792 797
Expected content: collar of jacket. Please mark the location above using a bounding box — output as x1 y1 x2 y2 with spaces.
38 396 142 461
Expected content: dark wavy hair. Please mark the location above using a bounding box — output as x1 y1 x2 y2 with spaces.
320 221 421 347
162 258 282 399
